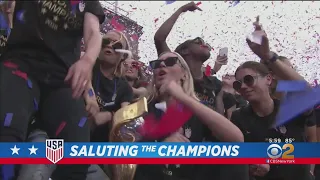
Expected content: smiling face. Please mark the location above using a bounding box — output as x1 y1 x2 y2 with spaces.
99 31 127 65
153 52 186 89
235 68 272 103
122 58 140 80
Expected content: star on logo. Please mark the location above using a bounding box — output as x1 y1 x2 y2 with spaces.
28 145 38 155
10 145 20 155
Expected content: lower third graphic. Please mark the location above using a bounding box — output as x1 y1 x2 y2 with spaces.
46 139 64 164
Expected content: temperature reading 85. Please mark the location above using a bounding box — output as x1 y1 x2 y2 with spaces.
285 138 295 143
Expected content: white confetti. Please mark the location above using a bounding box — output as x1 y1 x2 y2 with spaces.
100 1 320 83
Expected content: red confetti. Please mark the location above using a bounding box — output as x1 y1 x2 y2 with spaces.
196 2 202 6
205 65 211 76
110 17 125 31
3 61 18 69
55 121 67 136
211 47 215 51
132 8 137 10
131 34 139 41
154 18 159 23
12 70 27 80
70 0 80 6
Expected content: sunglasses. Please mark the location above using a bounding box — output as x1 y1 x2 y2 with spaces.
233 75 259 91
102 38 123 50
123 61 142 69
193 37 212 50
149 57 178 69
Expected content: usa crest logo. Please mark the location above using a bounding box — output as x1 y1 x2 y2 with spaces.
46 139 64 164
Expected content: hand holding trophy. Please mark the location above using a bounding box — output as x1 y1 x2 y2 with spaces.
109 97 148 180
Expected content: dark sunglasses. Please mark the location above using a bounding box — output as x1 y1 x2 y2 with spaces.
233 75 259 91
102 38 123 50
149 57 178 69
193 37 212 50
123 61 141 69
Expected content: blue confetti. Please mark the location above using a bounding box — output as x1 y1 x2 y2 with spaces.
2 165 14 180
4 113 13 127
229 0 240 7
276 80 308 92
274 86 320 127
78 117 87 127
33 98 38 111
88 88 94 97
16 10 25 22
27 79 32 89
165 1 176 5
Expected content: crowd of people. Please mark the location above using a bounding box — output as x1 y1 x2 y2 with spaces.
0 1 319 180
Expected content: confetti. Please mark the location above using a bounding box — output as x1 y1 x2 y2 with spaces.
154 18 159 23
3 61 18 69
276 80 308 92
55 121 66 136
88 88 94 97
4 113 13 127
165 1 176 5
2 165 14 180
97 2 319 83
16 10 25 22
33 98 38 111
78 117 87 127
196 2 202 6
27 79 32 89
12 70 27 80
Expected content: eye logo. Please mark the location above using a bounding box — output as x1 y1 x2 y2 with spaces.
267 144 294 159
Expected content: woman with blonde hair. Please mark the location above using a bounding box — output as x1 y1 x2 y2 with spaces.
89 30 134 140
134 51 243 180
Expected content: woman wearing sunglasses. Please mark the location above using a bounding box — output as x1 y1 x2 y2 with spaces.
230 16 315 180
90 30 134 140
134 51 243 180
121 58 149 100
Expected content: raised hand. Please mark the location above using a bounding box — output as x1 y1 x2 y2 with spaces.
246 16 272 61
180 2 202 12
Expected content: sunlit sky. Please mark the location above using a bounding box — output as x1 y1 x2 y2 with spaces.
101 1 320 83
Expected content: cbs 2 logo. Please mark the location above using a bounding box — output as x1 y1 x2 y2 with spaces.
267 144 294 159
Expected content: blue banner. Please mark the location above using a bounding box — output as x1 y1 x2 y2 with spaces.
0 142 320 158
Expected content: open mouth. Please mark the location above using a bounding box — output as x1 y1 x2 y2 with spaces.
159 70 166 76
126 69 133 73
104 49 113 55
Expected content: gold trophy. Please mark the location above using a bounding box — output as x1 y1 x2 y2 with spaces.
110 97 148 180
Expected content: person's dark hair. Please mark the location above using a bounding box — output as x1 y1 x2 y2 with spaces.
132 68 147 88
235 61 269 77
174 39 193 56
